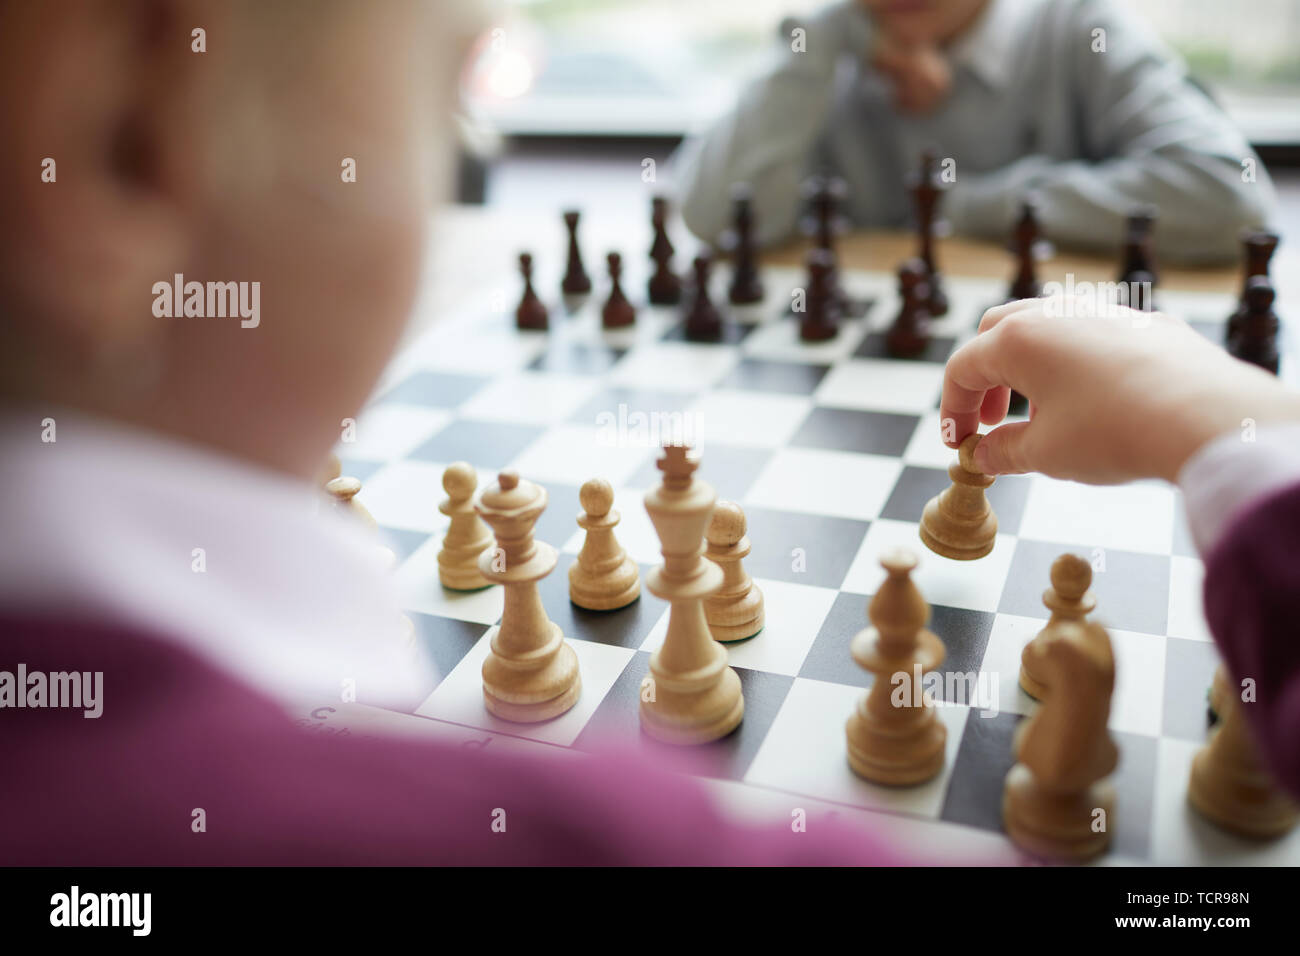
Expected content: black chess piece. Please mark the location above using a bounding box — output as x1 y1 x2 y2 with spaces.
683 254 723 342
648 196 682 306
726 184 764 305
1007 200 1042 301
1117 205 1158 291
908 148 948 317
799 247 842 342
887 258 933 358
515 252 548 331
1228 275 1280 375
1227 229 1278 345
799 175 851 315
1122 269 1155 312
561 209 592 297
601 252 636 329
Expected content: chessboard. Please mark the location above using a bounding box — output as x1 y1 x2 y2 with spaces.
308 242 1299 866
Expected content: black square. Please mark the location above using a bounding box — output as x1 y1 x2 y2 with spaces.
740 507 870 589
568 387 694 429
378 526 432 565
337 457 386 484
660 319 756 345
999 539 1171 636
790 407 921 458
800 592 995 698
940 710 1021 832
534 482 583 550
880 465 1033 536
716 358 831 395
854 331 957 364
573 652 794 782
404 612 491 706
627 443 775 501
410 419 546 470
375 370 490 408
529 343 627 375
537 553 668 650
1162 637 1220 741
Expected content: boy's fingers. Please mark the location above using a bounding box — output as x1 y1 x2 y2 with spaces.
939 329 1019 445
973 420 1035 476
977 298 1038 334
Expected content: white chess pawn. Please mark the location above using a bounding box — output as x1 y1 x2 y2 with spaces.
1019 554 1095 700
703 501 764 642
569 478 640 611
437 462 493 591
919 434 997 560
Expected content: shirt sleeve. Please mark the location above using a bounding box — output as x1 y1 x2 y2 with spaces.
945 0 1274 264
670 2 872 246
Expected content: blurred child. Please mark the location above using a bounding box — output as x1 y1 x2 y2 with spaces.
673 0 1273 264
0 0 903 865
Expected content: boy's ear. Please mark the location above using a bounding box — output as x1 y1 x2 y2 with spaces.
0 0 211 348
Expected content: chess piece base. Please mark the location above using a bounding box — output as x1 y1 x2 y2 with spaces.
709 617 764 643
640 666 744 745
705 585 764 643
1003 763 1114 861
569 559 641 612
439 563 492 591
919 496 997 561
1018 664 1048 701
845 710 946 786
1187 748 1300 839
481 627 582 723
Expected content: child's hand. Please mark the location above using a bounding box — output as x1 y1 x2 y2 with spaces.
870 36 951 114
940 298 1300 485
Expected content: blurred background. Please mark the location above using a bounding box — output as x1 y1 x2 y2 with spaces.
449 0 1300 246
461 0 1300 144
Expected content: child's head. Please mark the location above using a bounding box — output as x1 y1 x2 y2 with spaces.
0 0 477 477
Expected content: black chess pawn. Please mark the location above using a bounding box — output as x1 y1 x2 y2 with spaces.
561 209 592 297
1007 200 1042 301
683 254 723 342
799 175 851 315
648 196 682 306
1117 205 1158 290
1228 276 1280 375
726 184 765 305
515 252 548 331
887 259 933 358
908 148 949 317
601 252 636 329
799 247 842 342
1227 229 1279 345
1122 269 1155 312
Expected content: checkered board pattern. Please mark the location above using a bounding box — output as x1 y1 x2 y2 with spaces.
326 261 1300 866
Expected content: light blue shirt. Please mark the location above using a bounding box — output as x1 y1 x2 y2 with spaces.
672 0 1274 264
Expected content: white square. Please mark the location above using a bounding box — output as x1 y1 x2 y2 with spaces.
683 389 813 449
744 447 903 521
637 578 839 676
745 677 970 821
336 405 452 462
395 323 547 376
1108 627 1167 739
979 613 1043 718
901 413 959 469
841 518 1016 613
393 537 503 625
606 342 740 392
458 371 600 425
416 626 635 746
1151 737 1300 865
814 358 944 414
509 424 653 488
742 318 869 364
1018 477 1176 555
1167 556 1212 642
355 460 447 533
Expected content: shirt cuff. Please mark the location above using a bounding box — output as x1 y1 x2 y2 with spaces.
1178 423 1300 556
